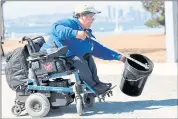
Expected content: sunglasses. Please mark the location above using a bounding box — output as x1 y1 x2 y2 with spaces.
83 13 96 19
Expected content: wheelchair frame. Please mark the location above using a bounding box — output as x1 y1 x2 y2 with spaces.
11 36 114 118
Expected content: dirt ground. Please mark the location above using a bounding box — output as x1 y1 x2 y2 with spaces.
95 34 166 63
2 34 166 63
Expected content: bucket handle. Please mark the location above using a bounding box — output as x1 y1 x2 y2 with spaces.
122 74 148 82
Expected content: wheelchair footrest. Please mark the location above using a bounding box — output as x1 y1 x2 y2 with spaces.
97 85 117 102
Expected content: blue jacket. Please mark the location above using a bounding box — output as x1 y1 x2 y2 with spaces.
40 17 122 60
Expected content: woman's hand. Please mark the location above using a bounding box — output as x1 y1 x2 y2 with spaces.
120 55 126 63
76 31 88 40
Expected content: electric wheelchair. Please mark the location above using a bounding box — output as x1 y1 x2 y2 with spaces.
10 36 115 118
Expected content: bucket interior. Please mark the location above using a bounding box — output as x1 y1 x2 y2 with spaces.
127 54 149 71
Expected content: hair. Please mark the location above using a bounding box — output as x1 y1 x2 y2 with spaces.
73 12 80 18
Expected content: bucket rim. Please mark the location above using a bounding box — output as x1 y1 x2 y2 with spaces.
126 53 154 74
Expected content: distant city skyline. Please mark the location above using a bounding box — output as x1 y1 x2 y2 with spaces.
3 1 146 19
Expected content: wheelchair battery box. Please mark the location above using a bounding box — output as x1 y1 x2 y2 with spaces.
48 79 70 87
48 79 74 107
31 58 67 75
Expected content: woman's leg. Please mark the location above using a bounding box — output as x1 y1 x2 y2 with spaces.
85 54 112 87
72 56 97 87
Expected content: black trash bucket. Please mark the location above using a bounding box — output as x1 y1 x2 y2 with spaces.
120 54 154 97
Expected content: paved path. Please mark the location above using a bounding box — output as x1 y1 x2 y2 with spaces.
1 68 177 118
1 57 177 118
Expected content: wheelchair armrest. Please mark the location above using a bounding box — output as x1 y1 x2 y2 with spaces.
46 46 68 58
27 52 47 61
30 51 47 58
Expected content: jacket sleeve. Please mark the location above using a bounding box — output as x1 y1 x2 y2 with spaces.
52 21 78 40
91 39 122 60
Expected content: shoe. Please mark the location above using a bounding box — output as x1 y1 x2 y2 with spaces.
97 82 112 88
92 84 110 95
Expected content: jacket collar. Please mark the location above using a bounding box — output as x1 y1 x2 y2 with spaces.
72 18 84 30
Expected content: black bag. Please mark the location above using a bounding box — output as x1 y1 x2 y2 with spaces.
5 46 29 91
31 57 67 75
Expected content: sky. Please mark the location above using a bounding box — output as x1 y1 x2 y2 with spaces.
3 1 144 19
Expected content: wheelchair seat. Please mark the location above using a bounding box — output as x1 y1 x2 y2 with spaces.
23 36 74 74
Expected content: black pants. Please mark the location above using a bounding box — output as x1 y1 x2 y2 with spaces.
72 54 100 87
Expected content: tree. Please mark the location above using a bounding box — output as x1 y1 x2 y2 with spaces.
142 0 165 29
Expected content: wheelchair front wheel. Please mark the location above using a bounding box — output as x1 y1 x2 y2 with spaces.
83 93 95 108
11 104 22 116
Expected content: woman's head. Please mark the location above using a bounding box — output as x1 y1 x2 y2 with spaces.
73 4 101 29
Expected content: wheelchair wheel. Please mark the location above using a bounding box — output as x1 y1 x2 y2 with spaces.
25 93 50 118
75 95 83 116
11 104 22 116
83 93 95 108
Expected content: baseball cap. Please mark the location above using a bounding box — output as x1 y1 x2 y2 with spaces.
74 4 101 14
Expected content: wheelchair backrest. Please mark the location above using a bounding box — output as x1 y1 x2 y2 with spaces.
22 36 69 58
22 36 46 55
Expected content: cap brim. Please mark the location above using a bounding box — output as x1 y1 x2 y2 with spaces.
88 9 101 14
